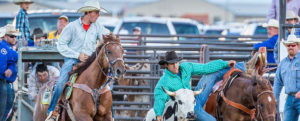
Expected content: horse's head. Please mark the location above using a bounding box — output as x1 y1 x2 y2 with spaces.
252 78 276 121
246 47 267 76
98 33 126 79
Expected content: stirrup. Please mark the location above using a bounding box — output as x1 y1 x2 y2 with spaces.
45 111 59 121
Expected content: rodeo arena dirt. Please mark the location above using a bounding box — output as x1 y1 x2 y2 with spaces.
1 0 300 121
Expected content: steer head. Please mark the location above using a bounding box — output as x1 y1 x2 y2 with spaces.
161 86 203 120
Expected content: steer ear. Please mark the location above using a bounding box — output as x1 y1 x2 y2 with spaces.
161 86 176 97
194 88 204 96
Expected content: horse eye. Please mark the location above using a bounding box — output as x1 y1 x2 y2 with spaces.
260 104 264 108
178 100 183 105
107 51 112 54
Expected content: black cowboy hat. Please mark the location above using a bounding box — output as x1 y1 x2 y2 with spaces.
159 51 182 65
30 28 47 39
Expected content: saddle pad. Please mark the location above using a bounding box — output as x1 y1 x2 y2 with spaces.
66 73 78 100
212 80 224 93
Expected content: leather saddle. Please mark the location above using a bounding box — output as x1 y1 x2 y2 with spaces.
204 67 243 116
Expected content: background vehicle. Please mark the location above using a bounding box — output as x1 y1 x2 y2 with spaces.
113 17 202 36
240 23 267 36
0 10 117 33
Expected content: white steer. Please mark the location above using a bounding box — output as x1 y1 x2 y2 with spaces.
145 86 203 121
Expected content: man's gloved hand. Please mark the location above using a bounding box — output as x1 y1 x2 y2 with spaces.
228 60 236 67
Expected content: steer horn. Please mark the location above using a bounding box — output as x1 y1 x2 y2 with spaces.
194 84 206 96
161 86 176 97
193 88 204 96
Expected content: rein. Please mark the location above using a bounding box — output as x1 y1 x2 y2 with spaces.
256 90 274 121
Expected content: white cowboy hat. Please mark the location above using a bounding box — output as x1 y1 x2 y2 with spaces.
4 24 21 36
286 10 299 20
77 0 108 13
13 0 34 5
263 19 279 28
283 29 300 46
0 27 5 38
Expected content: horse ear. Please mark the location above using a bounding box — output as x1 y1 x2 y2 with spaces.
103 34 108 43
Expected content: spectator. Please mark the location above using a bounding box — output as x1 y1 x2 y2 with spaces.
253 19 279 64
27 64 59 101
0 24 19 120
30 28 47 46
48 15 69 41
133 26 142 35
273 33 300 121
14 0 34 46
267 0 300 21
286 10 300 37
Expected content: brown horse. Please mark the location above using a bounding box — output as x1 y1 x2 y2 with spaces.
115 63 150 117
34 33 126 121
205 47 276 121
216 73 276 121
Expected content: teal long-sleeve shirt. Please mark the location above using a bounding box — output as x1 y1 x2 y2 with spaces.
154 60 229 116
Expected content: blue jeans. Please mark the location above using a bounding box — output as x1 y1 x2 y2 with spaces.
3 83 14 121
47 58 79 114
0 80 7 120
194 62 246 121
283 95 300 121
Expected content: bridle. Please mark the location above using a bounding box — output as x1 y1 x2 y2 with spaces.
89 41 124 118
95 42 125 80
255 89 275 121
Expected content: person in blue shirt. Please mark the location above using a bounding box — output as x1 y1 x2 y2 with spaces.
273 34 300 121
0 24 19 121
253 19 278 64
14 0 34 46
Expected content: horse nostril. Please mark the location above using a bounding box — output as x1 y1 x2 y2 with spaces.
116 69 121 75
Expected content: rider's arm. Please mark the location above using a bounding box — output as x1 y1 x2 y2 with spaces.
5 49 17 83
153 79 168 117
273 63 283 102
57 24 80 59
183 60 229 75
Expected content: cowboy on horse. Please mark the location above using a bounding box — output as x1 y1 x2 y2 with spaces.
154 51 235 121
45 0 110 120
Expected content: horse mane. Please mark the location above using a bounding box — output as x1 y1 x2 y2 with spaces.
72 44 104 75
71 33 121 75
